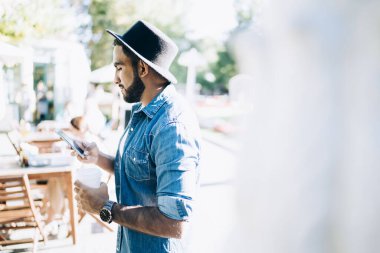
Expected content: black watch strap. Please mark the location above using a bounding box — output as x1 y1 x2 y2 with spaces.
100 200 116 223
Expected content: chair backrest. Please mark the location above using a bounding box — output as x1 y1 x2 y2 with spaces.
0 133 19 157
0 174 46 248
0 175 35 222
6 130 22 156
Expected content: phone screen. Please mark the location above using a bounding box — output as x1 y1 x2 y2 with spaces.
56 130 85 158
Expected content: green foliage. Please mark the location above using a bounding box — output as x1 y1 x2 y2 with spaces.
0 0 79 42
88 0 117 70
88 0 189 71
193 0 255 94
234 0 256 26
0 0 257 94
197 48 237 94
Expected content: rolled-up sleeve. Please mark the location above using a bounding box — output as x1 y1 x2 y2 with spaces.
157 195 193 221
151 121 200 221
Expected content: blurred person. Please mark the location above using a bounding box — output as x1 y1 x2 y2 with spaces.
70 116 89 138
228 1 380 253
58 100 81 127
69 115 107 153
42 178 67 235
36 80 49 122
15 83 36 123
41 116 88 235
43 115 105 236
74 20 201 253
84 92 107 136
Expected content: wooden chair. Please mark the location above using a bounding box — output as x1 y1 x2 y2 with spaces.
0 174 47 253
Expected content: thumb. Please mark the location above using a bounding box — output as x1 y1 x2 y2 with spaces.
74 180 83 188
75 140 87 150
83 142 97 156
75 180 90 191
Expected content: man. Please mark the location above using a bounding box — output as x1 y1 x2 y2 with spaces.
74 20 201 253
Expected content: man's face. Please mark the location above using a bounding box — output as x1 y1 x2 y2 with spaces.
112 45 145 103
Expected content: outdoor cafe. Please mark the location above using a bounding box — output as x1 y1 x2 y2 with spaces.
0 41 118 252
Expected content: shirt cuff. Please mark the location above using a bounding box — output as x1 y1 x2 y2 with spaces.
157 195 193 221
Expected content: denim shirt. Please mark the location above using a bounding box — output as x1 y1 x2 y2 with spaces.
114 84 201 253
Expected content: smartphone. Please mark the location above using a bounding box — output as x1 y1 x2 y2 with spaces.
55 129 85 158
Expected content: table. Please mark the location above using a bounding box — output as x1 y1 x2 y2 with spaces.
0 164 78 245
23 131 62 153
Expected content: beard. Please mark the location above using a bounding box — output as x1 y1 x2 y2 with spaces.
121 67 145 103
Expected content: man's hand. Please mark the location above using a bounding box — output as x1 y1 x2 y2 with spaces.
71 141 100 164
74 180 109 214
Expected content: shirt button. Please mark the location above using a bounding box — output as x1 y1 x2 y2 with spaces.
133 157 136 161
130 128 134 132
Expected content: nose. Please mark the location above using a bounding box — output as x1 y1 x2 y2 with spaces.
114 70 120 85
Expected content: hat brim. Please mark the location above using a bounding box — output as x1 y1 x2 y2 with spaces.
107 29 177 84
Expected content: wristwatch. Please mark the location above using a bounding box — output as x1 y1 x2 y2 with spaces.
100 200 116 223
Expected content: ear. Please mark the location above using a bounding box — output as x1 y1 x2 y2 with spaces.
137 60 149 78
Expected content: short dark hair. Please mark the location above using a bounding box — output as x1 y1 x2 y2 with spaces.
113 39 139 67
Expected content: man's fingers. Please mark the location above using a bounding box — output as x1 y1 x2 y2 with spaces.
75 140 86 149
71 151 85 161
76 140 94 150
74 180 83 188
75 141 97 157
85 142 97 155
74 187 80 193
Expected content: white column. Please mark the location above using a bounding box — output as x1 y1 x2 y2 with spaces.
0 62 5 120
178 48 205 104
185 64 196 103
21 47 34 88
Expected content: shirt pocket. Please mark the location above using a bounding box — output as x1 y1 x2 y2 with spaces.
125 147 150 181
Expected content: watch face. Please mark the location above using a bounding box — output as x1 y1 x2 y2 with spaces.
100 208 111 222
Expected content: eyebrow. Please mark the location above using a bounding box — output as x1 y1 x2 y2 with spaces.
113 61 124 67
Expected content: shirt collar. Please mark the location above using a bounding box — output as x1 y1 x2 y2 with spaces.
135 84 175 118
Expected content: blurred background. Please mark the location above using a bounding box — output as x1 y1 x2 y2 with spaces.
1 0 380 252
0 0 255 130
